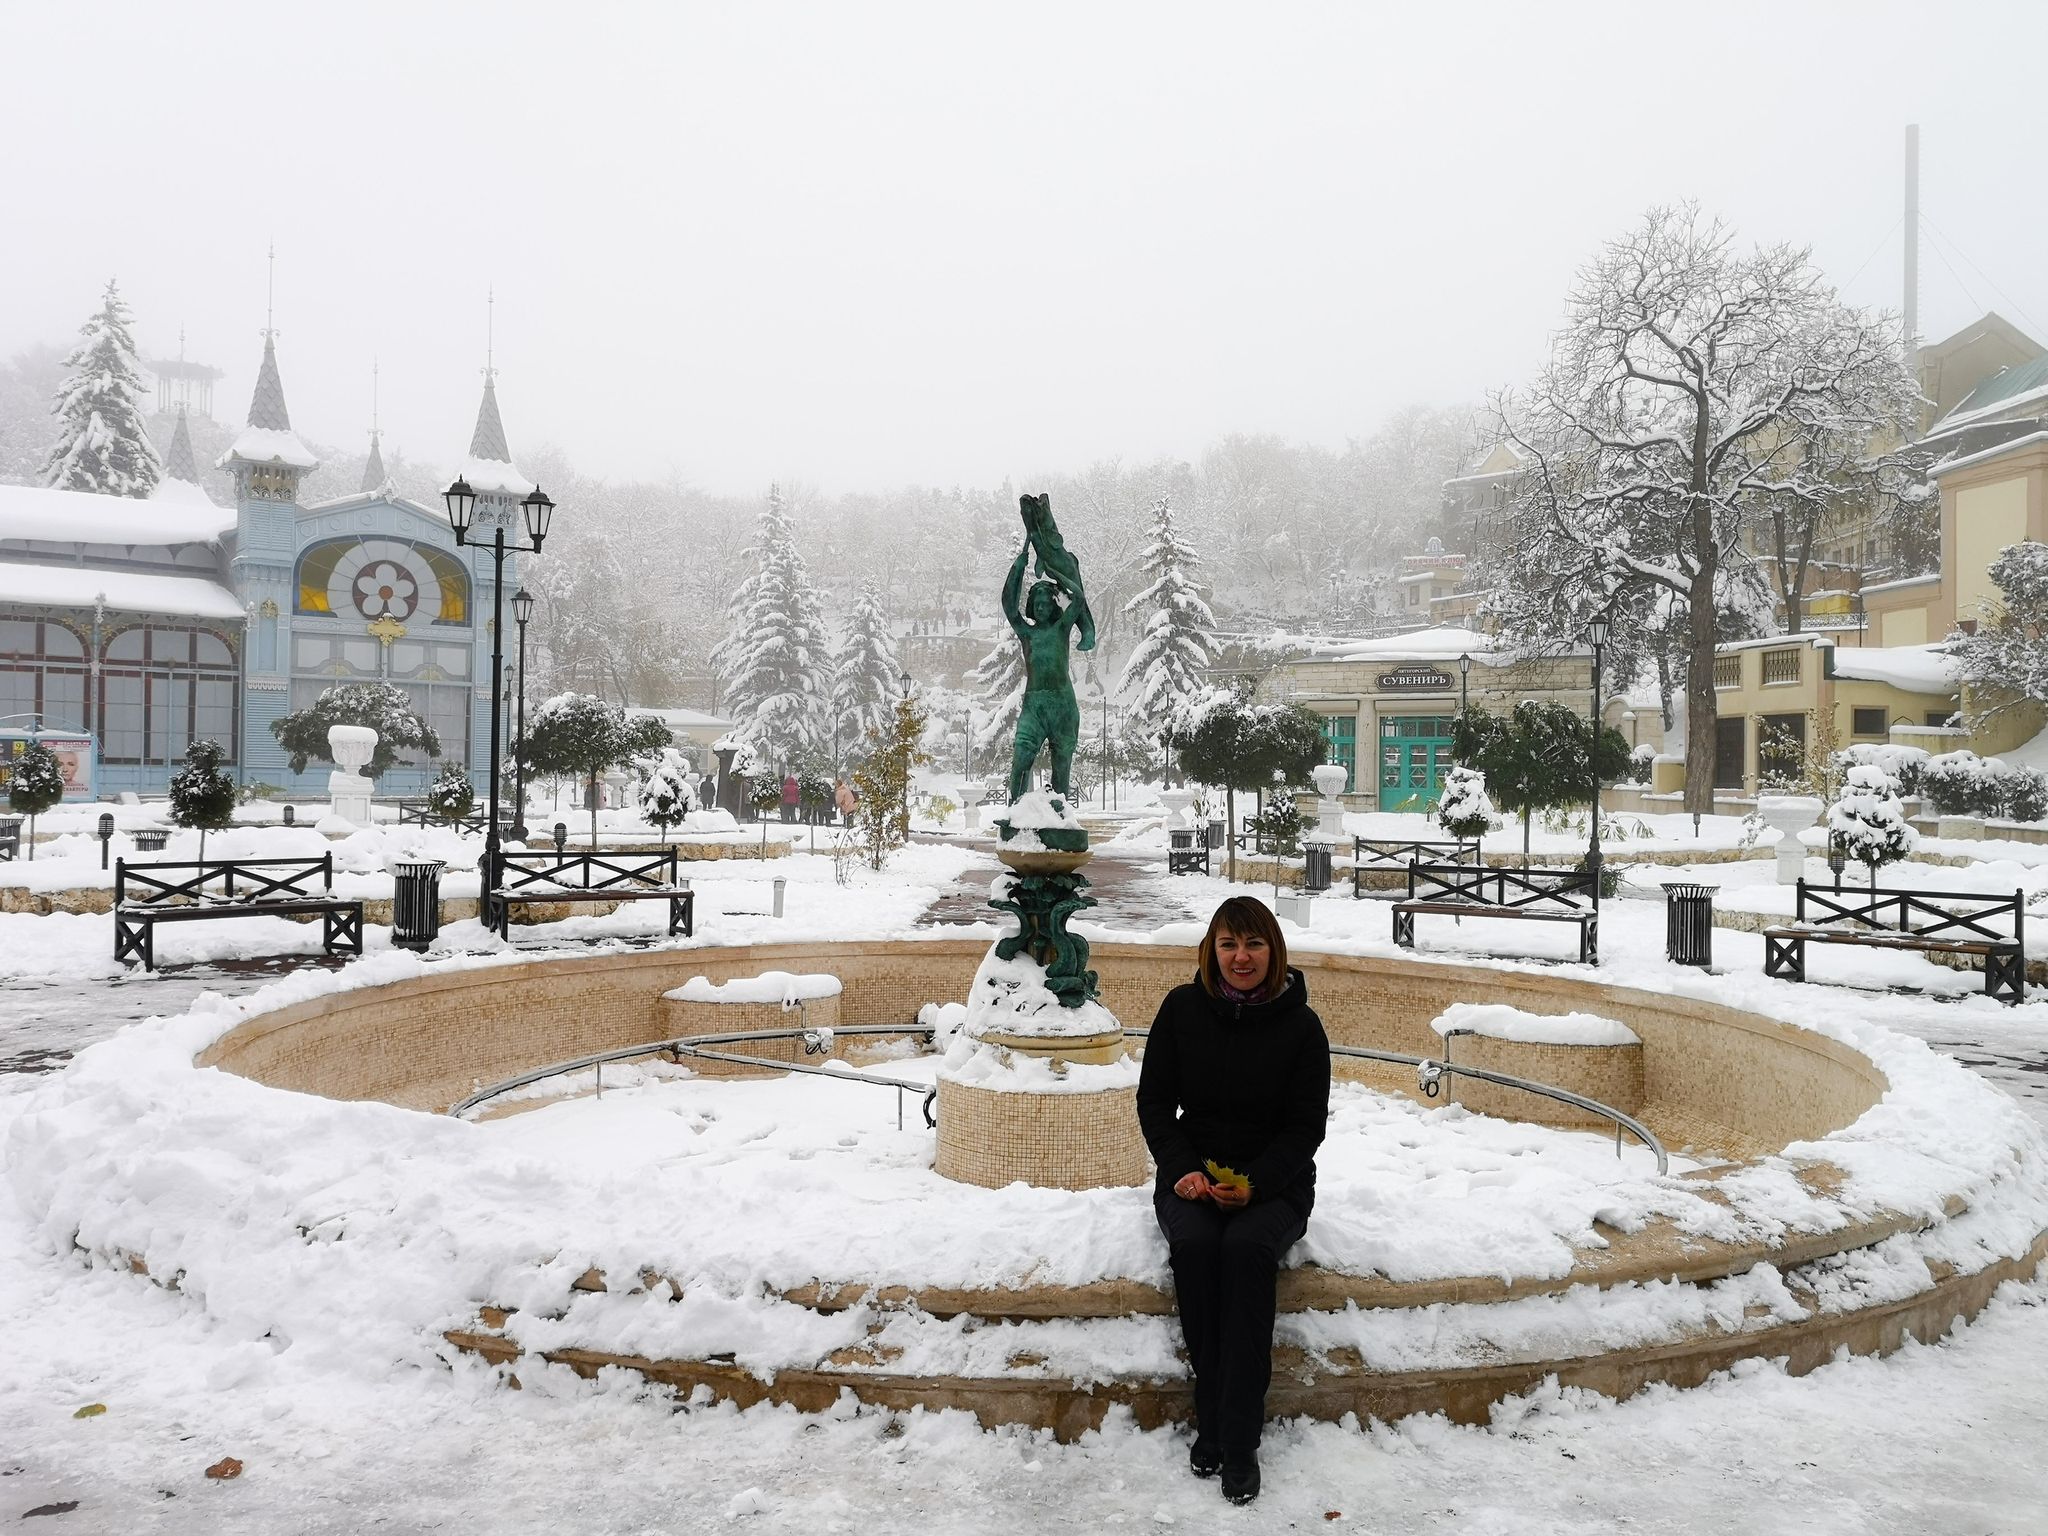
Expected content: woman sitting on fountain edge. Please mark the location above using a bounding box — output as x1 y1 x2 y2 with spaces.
1135 895 1331 1506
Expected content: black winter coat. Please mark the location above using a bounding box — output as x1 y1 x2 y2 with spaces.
1135 968 1331 1208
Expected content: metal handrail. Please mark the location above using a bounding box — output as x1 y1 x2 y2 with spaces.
453 1020 1666 1176
1121 1027 1667 1175
449 1022 940 1127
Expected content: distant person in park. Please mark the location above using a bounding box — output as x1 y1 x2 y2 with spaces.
834 776 856 825
1136 895 1331 1506
780 770 800 823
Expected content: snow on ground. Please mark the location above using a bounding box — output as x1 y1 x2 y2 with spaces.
5 844 2048 1529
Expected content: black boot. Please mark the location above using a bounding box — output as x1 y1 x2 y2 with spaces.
1188 1437 1222 1479
1220 1452 1259 1505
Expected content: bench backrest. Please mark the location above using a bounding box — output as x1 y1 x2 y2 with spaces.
1407 861 1593 910
1795 879 2024 944
495 847 679 893
116 853 335 906
1354 837 1480 869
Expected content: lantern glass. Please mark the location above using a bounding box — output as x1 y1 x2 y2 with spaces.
522 485 555 546
442 477 478 539
1459 651 1471 676
1587 610 1613 648
513 587 535 626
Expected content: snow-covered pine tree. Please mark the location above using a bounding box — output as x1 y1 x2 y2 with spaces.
635 745 698 842
709 486 832 762
426 762 475 821
831 578 900 762
6 739 66 861
168 739 237 862
1827 763 1917 889
967 634 1026 778
1433 764 1500 841
42 279 162 499
1118 494 1215 733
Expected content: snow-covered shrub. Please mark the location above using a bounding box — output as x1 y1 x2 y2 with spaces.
635 747 698 841
1623 743 1655 785
271 682 440 781
1920 750 2048 822
168 739 237 861
1830 742 1928 799
6 739 65 860
426 763 475 820
1433 764 1500 841
1828 764 1917 888
1246 795 1305 856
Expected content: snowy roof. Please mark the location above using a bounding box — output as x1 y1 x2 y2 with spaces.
1929 429 2048 480
246 336 293 430
0 559 243 619
446 377 533 496
149 475 218 508
1826 643 1959 695
1291 625 1511 664
1936 354 2048 430
360 434 389 495
451 455 535 497
160 406 201 485
0 481 233 546
630 706 736 732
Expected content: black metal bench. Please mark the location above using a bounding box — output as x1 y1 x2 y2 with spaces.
491 848 695 940
1351 836 1479 898
1167 827 1210 876
114 853 365 971
395 799 514 834
1763 880 2025 1004
1393 862 1599 964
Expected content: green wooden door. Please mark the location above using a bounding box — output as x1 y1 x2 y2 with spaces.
1319 714 1357 793
1377 715 1456 811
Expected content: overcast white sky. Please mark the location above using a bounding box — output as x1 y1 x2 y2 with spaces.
3 1 2045 495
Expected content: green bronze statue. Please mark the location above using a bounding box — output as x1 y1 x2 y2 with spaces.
1002 493 1096 803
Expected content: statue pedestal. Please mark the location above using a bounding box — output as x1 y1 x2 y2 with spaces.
933 812 1146 1191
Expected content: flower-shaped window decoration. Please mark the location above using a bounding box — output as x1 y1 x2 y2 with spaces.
353 560 419 620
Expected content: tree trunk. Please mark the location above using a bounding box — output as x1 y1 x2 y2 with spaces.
1226 786 1237 882
1522 807 1531 856
1684 567 1719 815
588 769 600 848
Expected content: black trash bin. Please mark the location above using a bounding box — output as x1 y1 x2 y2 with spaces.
1302 843 1333 893
1665 882 1716 968
1205 819 1225 851
392 859 446 952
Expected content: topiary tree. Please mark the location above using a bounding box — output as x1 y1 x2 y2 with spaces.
426 762 475 821
522 693 672 847
6 739 66 862
168 739 237 862
1454 701 1629 855
634 746 698 844
271 682 441 782
1175 686 1327 880
1828 763 1917 890
1434 763 1500 842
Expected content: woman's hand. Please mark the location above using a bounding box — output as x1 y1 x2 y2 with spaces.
1209 1179 1251 1210
1173 1172 1214 1202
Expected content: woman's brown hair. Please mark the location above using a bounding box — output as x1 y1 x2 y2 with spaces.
1197 895 1288 999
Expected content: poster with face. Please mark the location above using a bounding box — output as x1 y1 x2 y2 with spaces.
0 733 98 803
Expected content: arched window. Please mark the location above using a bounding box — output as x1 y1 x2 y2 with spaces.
294 537 470 626
0 617 89 732
98 624 240 766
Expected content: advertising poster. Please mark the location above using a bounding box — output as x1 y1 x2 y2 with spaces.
0 731 98 803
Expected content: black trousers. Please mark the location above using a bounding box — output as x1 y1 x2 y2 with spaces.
1154 1186 1310 1454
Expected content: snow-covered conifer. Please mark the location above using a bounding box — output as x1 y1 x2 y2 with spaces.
168 739 237 862
1433 763 1500 841
6 739 66 861
42 279 162 499
1827 764 1917 889
967 637 1025 773
1119 495 1214 731
426 763 475 821
710 487 832 761
636 746 698 842
831 579 900 757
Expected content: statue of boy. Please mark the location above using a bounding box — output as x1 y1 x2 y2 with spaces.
1002 493 1095 803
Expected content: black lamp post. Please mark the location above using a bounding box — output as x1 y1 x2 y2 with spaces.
512 587 534 841
443 476 555 928
897 669 914 839
1459 652 1471 718
1585 608 1612 905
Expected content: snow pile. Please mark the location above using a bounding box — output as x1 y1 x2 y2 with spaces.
939 1031 1140 1096
1430 1003 1638 1047
959 947 1121 1041
667 972 843 1005
1827 643 1959 695
1000 791 1084 831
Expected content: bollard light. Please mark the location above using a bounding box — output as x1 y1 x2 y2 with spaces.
552 821 568 855
283 804 296 826
97 812 114 871
1828 834 1846 892
772 876 787 919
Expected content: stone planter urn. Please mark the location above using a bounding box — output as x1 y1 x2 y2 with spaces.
326 724 377 828
1756 794 1823 885
960 781 985 832
1158 787 1197 828
1309 762 1349 845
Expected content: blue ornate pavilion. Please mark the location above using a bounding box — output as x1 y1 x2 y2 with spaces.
0 335 529 798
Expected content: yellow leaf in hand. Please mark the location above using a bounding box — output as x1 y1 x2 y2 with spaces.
1203 1160 1250 1192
